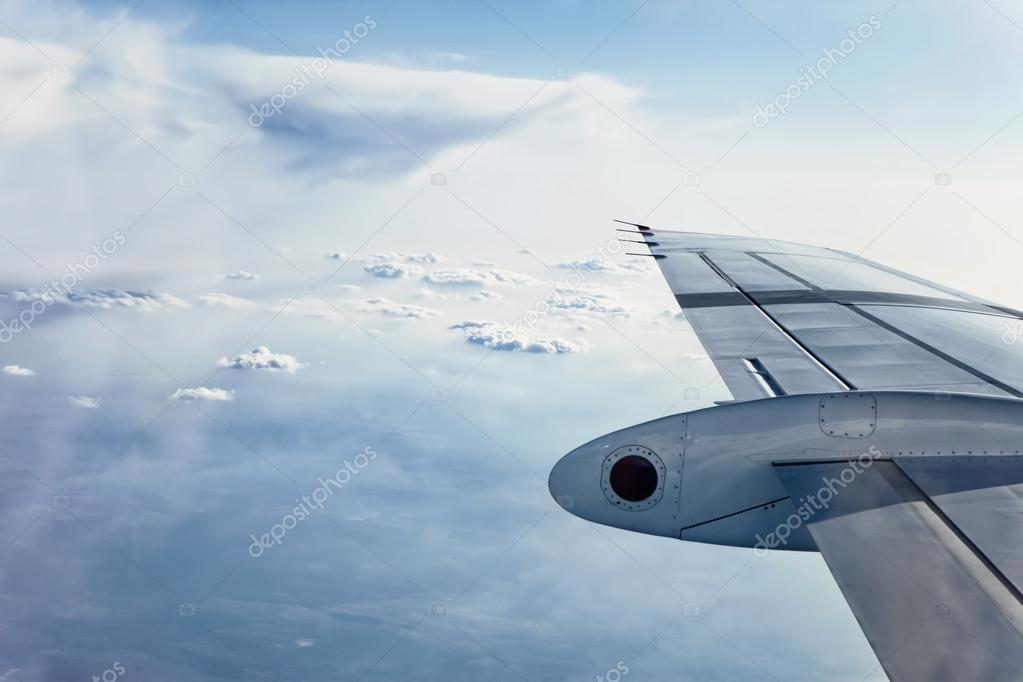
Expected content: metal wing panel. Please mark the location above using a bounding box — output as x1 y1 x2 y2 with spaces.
767 303 1012 395
636 227 1023 399
898 456 1023 594
861 305 1023 395
646 242 846 401
682 306 844 400
774 460 1023 682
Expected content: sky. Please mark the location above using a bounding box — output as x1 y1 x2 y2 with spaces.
0 0 1021 680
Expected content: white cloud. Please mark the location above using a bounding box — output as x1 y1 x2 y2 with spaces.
449 321 586 354
224 271 259 280
359 253 441 278
219 346 305 372
362 298 437 319
1 365 35 376
171 387 235 402
286 298 348 321
198 292 258 309
423 268 537 287
548 286 628 316
364 262 416 279
10 289 190 311
68 395 100 409
468 290 501 302
413 287 452 300
367 252 440 264
556 259 649 274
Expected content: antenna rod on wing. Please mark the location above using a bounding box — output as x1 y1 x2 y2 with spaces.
614 219 652 232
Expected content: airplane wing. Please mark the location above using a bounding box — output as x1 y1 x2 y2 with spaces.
775 459 1023 681
626 223 1023 680
621 222 1023 402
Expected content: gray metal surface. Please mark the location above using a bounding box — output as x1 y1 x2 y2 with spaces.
899 456 1023 595
643 228 1023 401
775 461 1023 682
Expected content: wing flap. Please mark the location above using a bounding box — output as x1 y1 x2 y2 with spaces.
898 456 1023 595
774 460 1023 682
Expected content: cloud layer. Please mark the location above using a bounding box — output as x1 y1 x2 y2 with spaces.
449 320 586 354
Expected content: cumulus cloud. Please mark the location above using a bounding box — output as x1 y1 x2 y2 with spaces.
10 289 189 311
548 286 628 316
360 253 441 279
198 293 258 309
423 268 536 287
364 262 416 279
171 387 235 402
468 290 501 302
224 271 259 280
555 259 649 274
448 321 586 354
361 298 437 319
218 346 305 372
1 365 35 376
68 395 100 409
367 252 440 264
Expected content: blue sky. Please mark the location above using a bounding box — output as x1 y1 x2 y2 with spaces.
0 0 1022 680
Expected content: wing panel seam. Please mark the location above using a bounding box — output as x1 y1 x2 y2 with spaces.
698 253 855 391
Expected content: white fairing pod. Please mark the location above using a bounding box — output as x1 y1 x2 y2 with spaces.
549 391 1023 551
